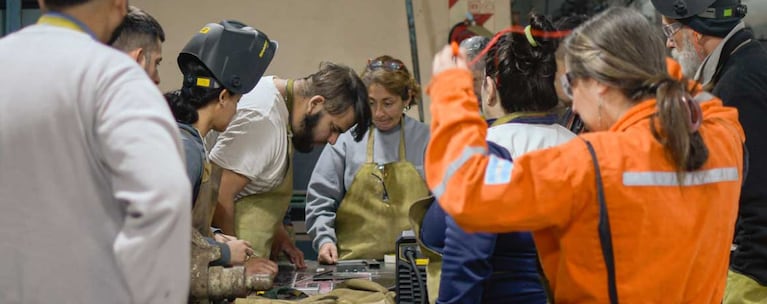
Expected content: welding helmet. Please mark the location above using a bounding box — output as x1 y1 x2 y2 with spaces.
178 20 277 95
652 0 746 20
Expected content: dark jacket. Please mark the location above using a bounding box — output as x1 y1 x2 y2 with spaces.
713 29 767 285
421 141 546 304
179 123 205 204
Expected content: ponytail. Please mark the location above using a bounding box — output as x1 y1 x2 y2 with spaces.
648 76 709 180
165 90 197 124
164 60 225 124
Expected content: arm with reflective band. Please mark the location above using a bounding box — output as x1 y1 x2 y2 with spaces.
426 69 581 232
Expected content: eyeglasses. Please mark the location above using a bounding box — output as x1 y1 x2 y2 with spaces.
560 72 576 99
367 59 404 71
662 22 683 39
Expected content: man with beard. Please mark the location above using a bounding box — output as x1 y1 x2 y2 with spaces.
210 62 371 269
110 11 280 299
653 0 767 302
0 0 190 303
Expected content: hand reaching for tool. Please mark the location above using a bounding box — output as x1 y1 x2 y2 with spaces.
432 44 469 76
227 240 254 266
318 242 338 265
270 224 307 269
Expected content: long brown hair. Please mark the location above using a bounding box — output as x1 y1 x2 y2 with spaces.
564 7 709 179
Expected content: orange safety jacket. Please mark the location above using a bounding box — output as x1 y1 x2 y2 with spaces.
425 69 745 303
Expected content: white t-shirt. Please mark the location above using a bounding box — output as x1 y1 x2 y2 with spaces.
209 76 291 198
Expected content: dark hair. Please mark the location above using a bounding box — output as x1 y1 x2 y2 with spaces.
554 14 589 61
110 6 165 58
164 60 225 124
554 14 590 32
361 55 421 107
43 0 89 10
484 14 559 113
300 62 371 141
565 7 709 178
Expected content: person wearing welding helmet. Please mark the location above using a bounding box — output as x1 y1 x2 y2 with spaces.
426 7 745 303
651 0 767 301
208 44 372 268
304 55 430 265
163 21 281 301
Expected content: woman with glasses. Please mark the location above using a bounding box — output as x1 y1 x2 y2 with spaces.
305 55 430 264
553 15 590 134
426 7 744 303
419 14 571 304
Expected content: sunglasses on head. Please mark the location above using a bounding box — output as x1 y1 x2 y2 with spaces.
367 59 404 71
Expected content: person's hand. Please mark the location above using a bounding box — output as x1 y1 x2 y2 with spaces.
270 225 307 269
432 44 469 76
214 232 237 243
318 242 338 265
244 257 278 277
226 240 254 266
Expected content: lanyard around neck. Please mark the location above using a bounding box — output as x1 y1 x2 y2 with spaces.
37 12 98 41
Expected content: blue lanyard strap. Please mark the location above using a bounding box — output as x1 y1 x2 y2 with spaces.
37 12 98 41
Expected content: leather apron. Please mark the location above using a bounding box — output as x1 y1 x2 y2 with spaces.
234 141 293 258
335 124 430 260
192 159 219 238
232 79 298 258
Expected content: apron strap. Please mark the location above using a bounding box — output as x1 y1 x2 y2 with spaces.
285 79 295 114
284 79 295 177
398 119 407 161
582 139 619 304
366 128 376 163
367 119 408 163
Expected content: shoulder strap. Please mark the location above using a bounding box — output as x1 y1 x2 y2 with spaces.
366 128 375 163
398 119 407 160
583 139 619 304
742 143 749 186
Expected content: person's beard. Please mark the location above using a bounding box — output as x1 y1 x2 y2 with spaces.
671 33 704 79
292 111 323 153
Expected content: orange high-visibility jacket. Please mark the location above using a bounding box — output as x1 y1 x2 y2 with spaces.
425 69 745 303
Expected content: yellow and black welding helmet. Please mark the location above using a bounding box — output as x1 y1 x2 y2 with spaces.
178 20 277 95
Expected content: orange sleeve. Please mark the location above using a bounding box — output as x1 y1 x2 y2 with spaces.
425 69 589 233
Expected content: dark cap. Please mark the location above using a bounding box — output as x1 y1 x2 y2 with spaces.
178 20 277 95
652 0 747 37
652 0 717 19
